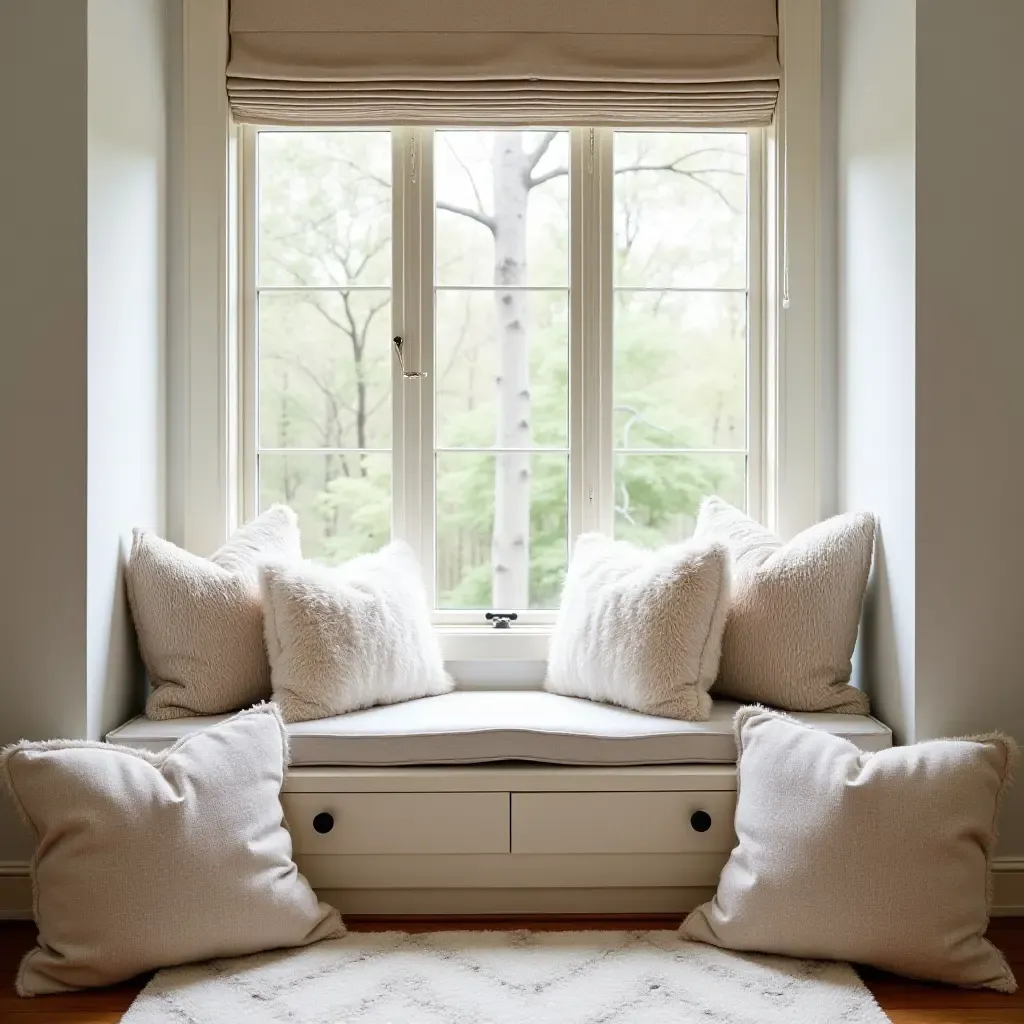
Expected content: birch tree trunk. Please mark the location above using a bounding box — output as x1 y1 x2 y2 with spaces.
491 132 532 607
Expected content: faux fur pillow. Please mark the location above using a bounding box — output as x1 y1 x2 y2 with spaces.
260 541 453 723
127 506 302 719
2 704 341 996
695 498 875 712
682 707 1016 991
544 533 730 721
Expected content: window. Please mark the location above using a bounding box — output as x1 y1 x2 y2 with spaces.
243 127 762 625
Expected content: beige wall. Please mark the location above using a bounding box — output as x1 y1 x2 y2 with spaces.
0 0 168 862
836 0 1024 852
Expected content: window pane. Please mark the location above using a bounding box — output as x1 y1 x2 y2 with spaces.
614 132 747 289
435 289 569 449
259 452 391 563
258 131 391 288
436 453 567 610
613 291 746 451
258 290 392 450
435 130 569 287
613 453 746 548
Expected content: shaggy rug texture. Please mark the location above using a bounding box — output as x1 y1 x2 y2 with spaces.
121 930 888 1023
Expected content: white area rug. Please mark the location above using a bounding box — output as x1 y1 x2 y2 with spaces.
121 930 888 1023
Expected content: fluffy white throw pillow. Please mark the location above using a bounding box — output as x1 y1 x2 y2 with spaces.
127 506 302 719
544 533 730 721
2 704 342 996
695 498 875 713
260 541 453 723
682 707 1016 991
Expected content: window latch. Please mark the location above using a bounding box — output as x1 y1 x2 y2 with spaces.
393 336 428 379
485 612 518 630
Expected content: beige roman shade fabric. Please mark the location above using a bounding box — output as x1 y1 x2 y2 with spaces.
227 1 780 127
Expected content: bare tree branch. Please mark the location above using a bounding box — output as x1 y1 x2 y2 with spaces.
436 201 496 233
529 166 569 189
614 404 675 449
526 131 559 174
615 161 739 212
331 155 390 191
443 136 490 219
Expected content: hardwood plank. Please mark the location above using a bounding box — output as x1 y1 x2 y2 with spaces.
0 985 140 1013
885 1012 1024 1023
866 979 1024 1009
0 1014 126 1022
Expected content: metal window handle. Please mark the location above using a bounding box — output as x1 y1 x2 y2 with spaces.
485 612 519 629
393 336 428 379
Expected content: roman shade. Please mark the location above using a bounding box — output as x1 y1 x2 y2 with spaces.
227 1 781 128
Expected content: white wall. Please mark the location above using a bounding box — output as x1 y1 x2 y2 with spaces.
913 0 1024 851
86 0 167 739
0 0 169 862
0 1 90 862
835 0 917 742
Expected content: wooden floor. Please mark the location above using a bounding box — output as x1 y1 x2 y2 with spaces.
3 916 1024 1022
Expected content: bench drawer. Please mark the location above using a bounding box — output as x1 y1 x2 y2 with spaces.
511 791 736 854
283 792 510 855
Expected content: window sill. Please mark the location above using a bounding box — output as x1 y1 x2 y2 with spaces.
437 626 551 663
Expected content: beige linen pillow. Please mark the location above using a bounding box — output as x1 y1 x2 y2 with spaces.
127 506 301 719
544 533 730 721
695 498 874 712
2 704 342 996
682 706 1016 991
260 541 453 723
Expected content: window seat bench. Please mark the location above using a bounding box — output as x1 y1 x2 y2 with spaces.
107 692 891 916
107 689 890 767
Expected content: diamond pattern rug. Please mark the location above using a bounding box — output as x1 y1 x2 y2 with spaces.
121 930 888 1023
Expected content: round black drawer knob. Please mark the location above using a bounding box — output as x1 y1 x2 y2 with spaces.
690 810 713 833
313 812 334 835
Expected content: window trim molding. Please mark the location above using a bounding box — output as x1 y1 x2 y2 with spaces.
172 0 825 587
771 0 825 538
171 0 237 555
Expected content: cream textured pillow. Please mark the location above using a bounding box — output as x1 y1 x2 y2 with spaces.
682 707 1016 991
2 704 342 996
695 498 875 712
544 533 730 721
260 541 453 723
127 506 301 719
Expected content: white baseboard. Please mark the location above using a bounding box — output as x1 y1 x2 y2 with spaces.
991 858 1024 916
5 858 1024 920
0 862 32 920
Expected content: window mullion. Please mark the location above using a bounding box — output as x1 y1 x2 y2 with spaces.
239 125 258 523
392 127 436 603
413 127 436 607
391 128 410 546
568 129 587 547
747 128 766 526
579 127 615 538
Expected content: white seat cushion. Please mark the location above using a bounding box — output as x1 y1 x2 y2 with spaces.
106 692 891 767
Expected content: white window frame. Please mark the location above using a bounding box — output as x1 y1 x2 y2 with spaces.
238 127 763 629
171 0 826 659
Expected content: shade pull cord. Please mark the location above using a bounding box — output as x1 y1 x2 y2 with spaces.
781 65 791 311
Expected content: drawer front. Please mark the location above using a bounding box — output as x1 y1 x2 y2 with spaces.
284 792 510 855
512 791 736 854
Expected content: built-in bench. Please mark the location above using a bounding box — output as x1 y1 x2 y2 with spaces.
108 692 891 916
